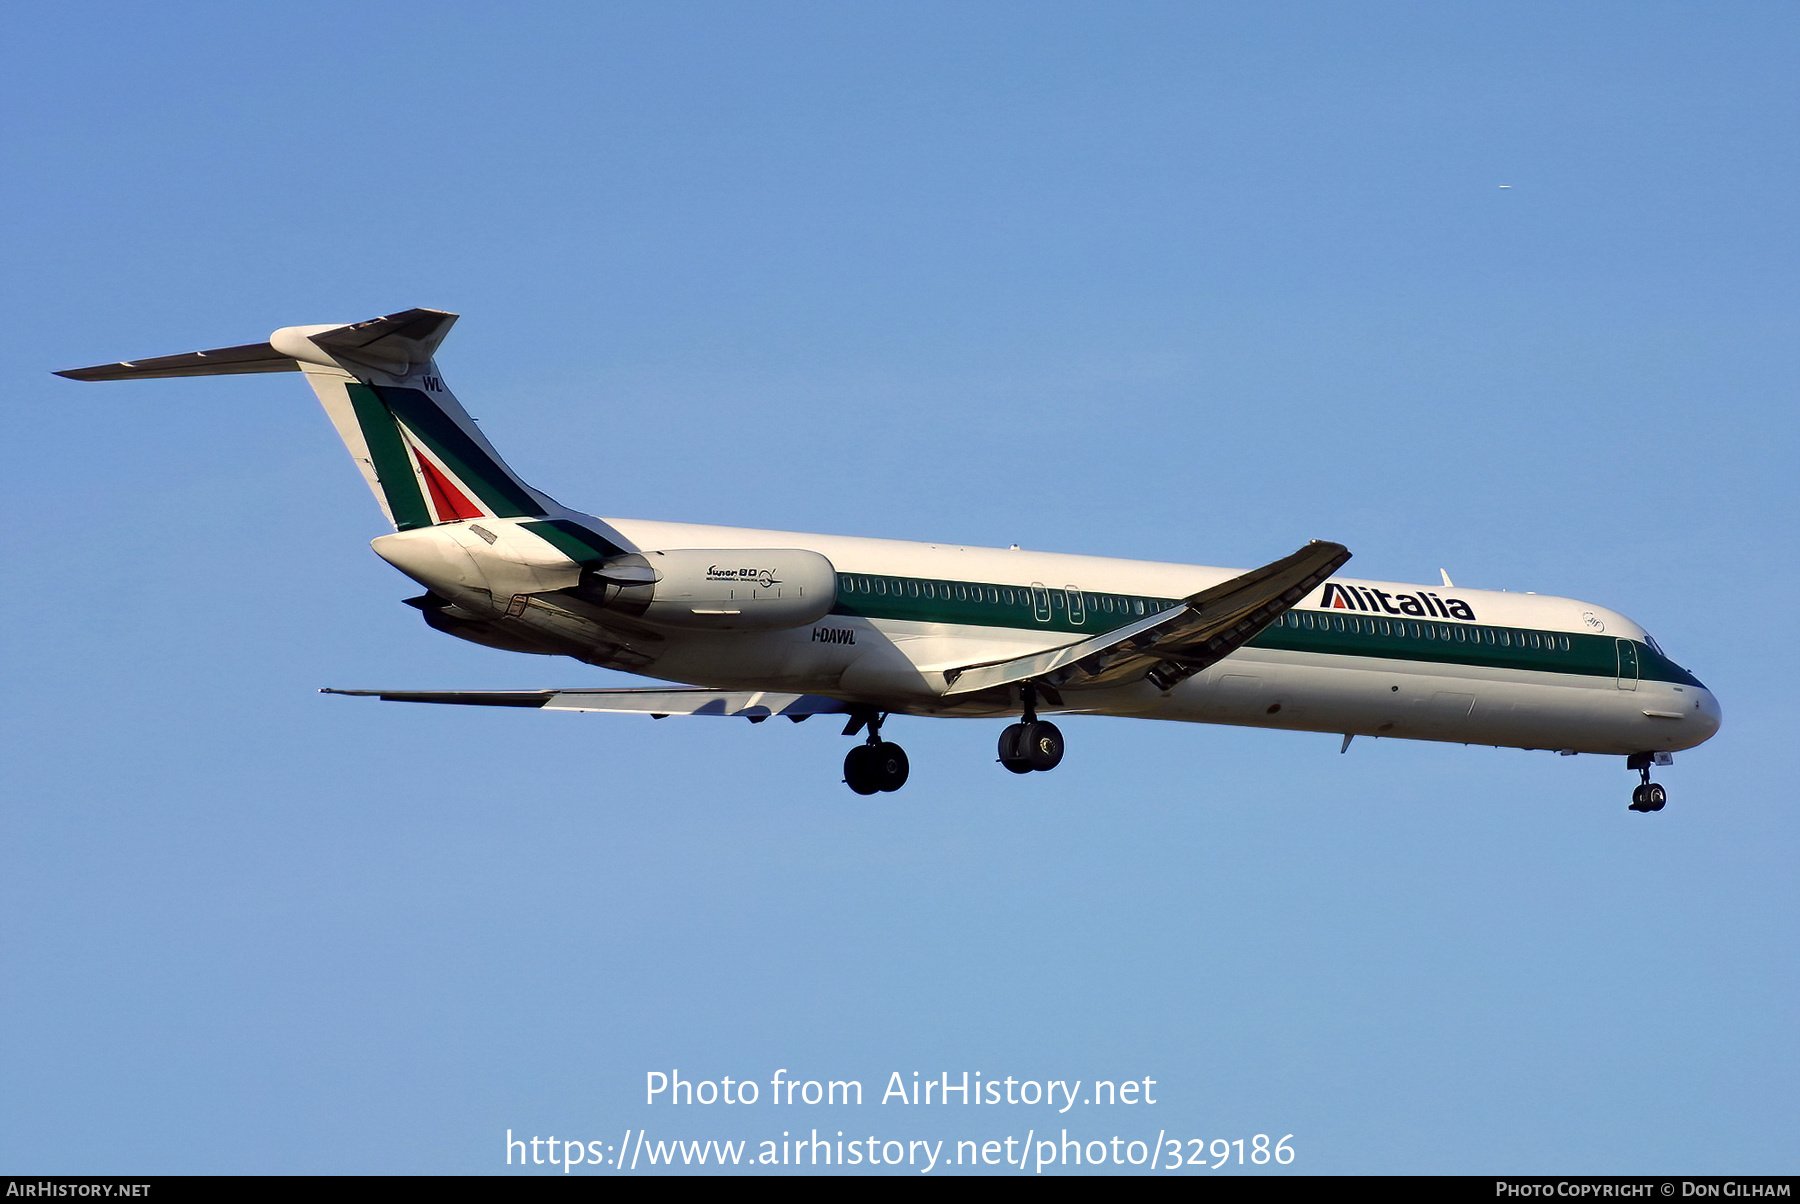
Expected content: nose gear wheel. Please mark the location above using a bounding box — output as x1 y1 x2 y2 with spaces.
1626 753 1668 812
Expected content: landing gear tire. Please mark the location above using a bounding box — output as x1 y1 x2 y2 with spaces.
845 739 908 794
1023 720 1064 771
841 709 909 795
998 719 1063 773
844 744 882 795
1626 753 1669 812
997 723 1034 774
871 742 909 792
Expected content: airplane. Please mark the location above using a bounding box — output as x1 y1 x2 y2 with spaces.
58 308 1720 810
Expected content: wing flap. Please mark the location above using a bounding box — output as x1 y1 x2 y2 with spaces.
942 539 1351 696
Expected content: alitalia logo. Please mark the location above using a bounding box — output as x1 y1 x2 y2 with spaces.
1318 581 1476 621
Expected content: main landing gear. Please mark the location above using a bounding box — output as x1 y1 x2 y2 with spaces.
1627 752 1669 812
842 709 908 795
998 684 1064 775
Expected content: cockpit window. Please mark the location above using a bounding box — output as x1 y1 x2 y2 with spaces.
1645 634 1666 657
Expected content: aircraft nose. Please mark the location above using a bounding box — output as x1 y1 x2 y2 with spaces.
1691 686 1723 743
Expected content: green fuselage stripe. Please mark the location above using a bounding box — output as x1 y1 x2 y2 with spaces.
1250 611 1700 685
829 572 1703 687
521 519 627 565
345 384 432 531
831 573 1139 632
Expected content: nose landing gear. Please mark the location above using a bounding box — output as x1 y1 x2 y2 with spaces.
1627 752 1669 812
998 684 1064 775
842 708 908 795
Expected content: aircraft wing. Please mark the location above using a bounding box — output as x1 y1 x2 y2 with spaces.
321 686 851 721
941 539 1351 697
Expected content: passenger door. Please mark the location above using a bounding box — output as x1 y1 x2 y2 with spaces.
1615 639 1640 691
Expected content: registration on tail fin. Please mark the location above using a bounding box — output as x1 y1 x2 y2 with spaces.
57 307 563 531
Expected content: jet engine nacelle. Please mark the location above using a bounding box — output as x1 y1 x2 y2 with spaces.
580 548 838 632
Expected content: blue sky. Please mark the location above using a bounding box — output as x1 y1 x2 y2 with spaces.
2 1 1795 1174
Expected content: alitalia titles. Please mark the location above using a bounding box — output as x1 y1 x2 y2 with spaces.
1317 581 1476 622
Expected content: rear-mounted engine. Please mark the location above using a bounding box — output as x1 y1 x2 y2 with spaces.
576 548 838 632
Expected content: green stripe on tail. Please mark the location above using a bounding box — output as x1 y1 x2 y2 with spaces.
345 384 433 530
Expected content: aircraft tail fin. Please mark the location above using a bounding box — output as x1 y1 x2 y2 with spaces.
57 307 565 531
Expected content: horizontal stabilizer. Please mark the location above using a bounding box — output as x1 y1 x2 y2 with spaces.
54 308 459 382
55 342 299 381
322 687 851 720
303 308 457 377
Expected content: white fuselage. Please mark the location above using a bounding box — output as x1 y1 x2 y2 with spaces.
378 515 1721 759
